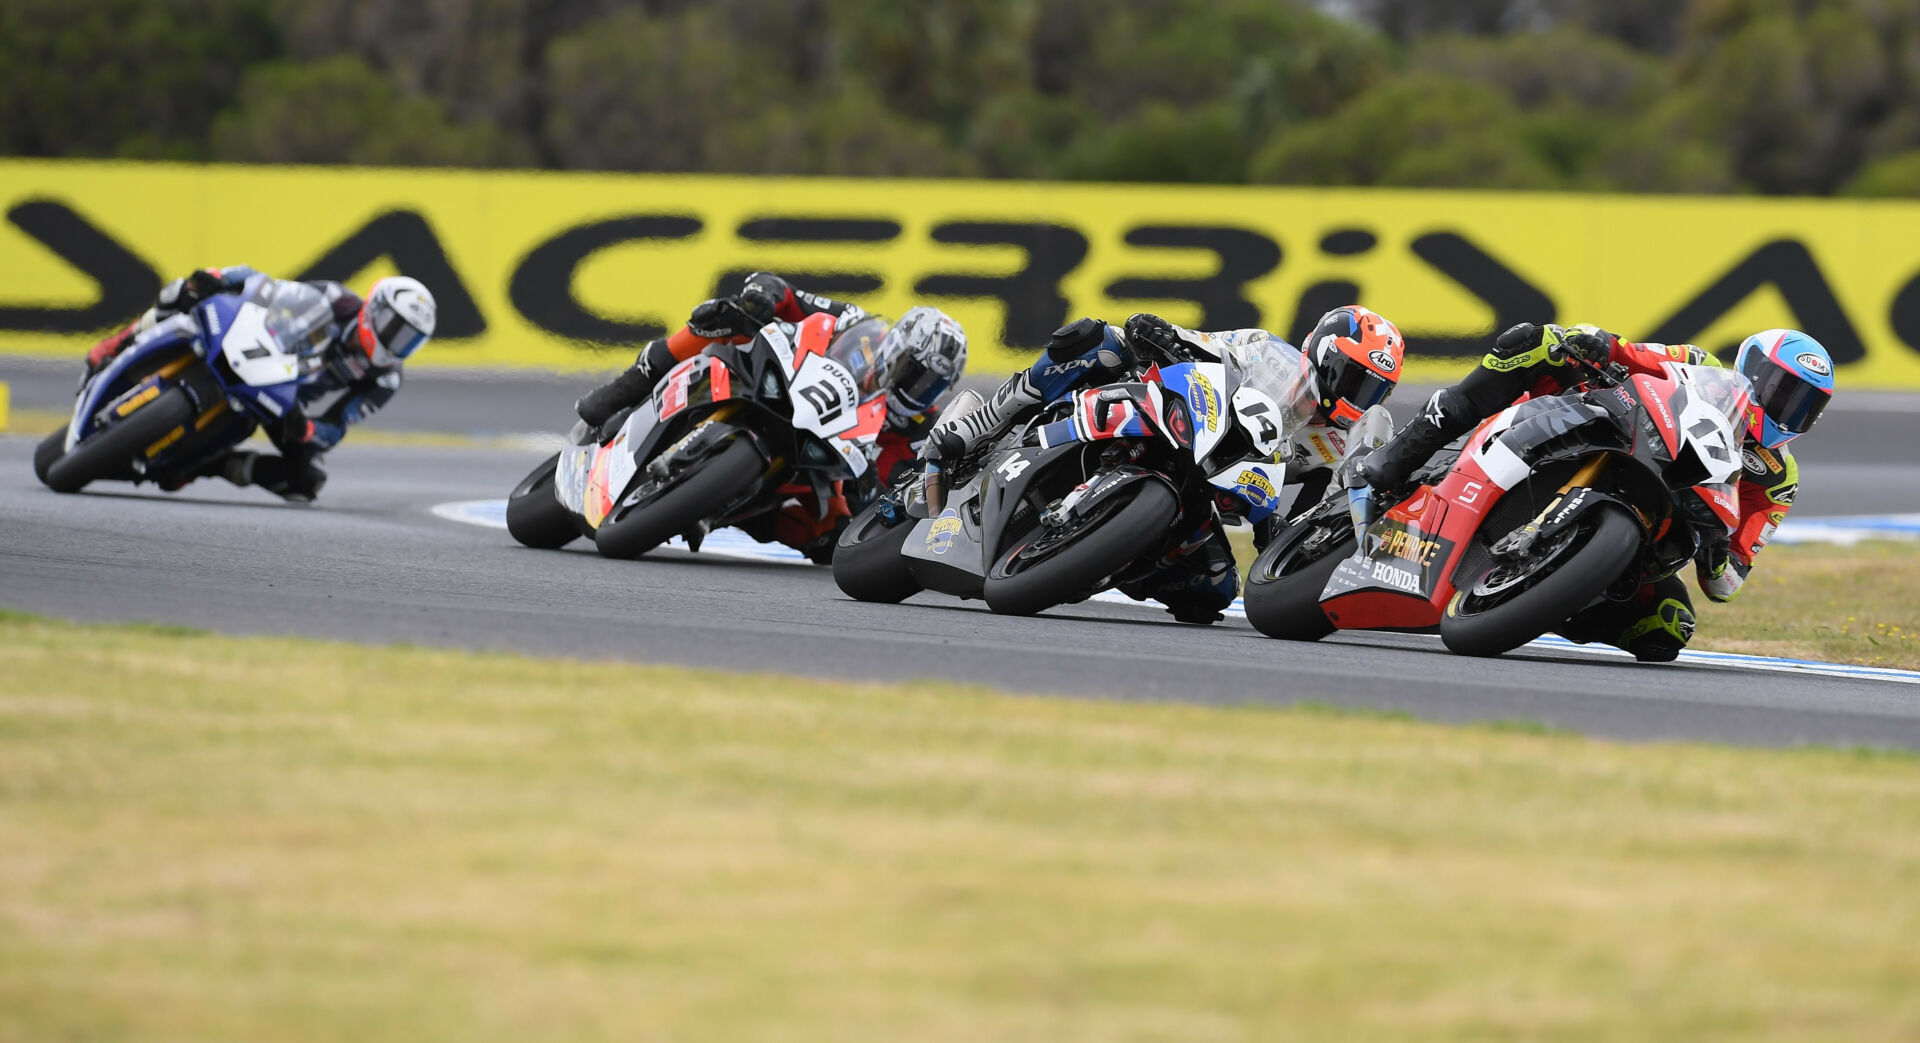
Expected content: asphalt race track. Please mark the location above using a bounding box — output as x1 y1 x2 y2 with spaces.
6 358 1920 749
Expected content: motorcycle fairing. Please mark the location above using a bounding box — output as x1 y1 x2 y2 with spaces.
899 439 1080 597
1206 460 1285 523
1158 361 1230 461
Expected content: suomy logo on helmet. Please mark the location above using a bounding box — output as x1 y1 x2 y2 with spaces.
1794 350 1831 376
1368 348 1397 372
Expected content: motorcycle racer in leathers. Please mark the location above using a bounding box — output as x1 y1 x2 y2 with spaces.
573 272 968 558
83 266 436 502
927 306 1406 623
1355 322 1833 662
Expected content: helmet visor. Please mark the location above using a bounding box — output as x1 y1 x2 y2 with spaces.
1323 357 1394 414
1741 350 1829 435
374 305 429 360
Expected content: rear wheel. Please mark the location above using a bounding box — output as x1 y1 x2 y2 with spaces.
1440 505 1641 658
42 387 195 494
983 479 1178 617
506 452 583 549
594 437 766 560
1243 517 1353 641
833 501 922 603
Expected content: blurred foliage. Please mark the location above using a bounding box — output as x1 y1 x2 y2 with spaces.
11 0 1920 196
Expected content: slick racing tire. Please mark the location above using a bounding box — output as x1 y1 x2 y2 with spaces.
1243 518 1354 642
832 501 921 603
595 437 764 560
42 387 195 494
1440 505 1641 658
506 452 583 550
983 479 1178 617
33 428 67 487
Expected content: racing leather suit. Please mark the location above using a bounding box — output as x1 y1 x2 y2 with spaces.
1357 322 1798 661
575 272 937 559
937 314 1353 623
83 265 402 501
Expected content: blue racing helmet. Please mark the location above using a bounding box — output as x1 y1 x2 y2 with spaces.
1734 329 1833 449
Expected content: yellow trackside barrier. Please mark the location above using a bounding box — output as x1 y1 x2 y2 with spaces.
7 159 1920 386
0 380 9 431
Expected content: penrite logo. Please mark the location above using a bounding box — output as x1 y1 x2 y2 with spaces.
1369 560 1423 593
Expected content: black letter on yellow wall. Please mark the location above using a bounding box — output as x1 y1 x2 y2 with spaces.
1644 240 1864 364
0 201 159 333
1104 226 1281 331
1404 233 1556 357
297 210 487 338
509 216 703 348
914 223 1089 349
708 216 897 299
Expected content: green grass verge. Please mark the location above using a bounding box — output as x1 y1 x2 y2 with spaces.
1228 528 1920 669
4 612 1920 1041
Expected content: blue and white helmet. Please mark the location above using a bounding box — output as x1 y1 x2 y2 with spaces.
1734 329 1833 449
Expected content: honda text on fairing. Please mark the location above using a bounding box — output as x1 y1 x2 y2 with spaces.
1244 353 1755 657
507 312 896 560
34 276 333 494
833 324 1304 618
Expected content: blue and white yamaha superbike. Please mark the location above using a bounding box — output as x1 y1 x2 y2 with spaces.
833 331 1301 618
34 276 327 494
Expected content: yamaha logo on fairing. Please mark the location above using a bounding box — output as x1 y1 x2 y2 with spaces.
1794 351 1831 377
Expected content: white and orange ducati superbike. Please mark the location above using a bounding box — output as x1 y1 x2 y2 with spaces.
506 312 891 560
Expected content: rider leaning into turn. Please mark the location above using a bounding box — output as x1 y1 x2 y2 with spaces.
84 266 437 502
1355 321 1834 662
927 306 1406 624
573 271 969 558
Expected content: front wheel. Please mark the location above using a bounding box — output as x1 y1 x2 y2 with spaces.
42 387 196 494
594 437 766 560
1243 518 1354 642
33 428 67 486
1439 505 1641 658
982 479 1178 617
833 501 922 603
506 452 583 549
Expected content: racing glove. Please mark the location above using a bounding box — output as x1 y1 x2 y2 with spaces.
1695 540 1748 602
1123 312 1187 363
687 297 752 339
155 269 228 315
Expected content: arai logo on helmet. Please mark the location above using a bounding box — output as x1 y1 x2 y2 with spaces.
1794 351 1831 377
1368 348 1397 373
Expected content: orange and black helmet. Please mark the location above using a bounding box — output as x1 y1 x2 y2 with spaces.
1302 305 1403 429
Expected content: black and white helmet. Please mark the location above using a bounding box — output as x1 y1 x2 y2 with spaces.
877 306 967 424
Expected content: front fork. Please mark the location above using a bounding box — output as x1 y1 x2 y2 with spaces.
1488 453 1612 559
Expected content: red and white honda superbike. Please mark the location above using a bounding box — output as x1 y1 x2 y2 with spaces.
1244 357 1752 657
506 312 890 559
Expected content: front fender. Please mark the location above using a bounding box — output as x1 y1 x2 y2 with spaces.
68 321 198 449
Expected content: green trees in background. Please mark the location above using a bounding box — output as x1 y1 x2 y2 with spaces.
9 0 1920 196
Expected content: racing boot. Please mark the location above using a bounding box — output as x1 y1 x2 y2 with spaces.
575 338 677 428
1353 385 1477 494
224 450 328 503
1120 523 1239 624
1560 577 1695 663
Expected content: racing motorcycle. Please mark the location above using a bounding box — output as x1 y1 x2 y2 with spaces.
833 328 1298 617
34 276 328 494
1243 355 1752 657
507 312 892 560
